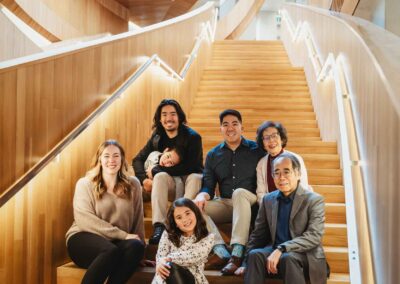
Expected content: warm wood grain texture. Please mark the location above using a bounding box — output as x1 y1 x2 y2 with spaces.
96 0 130 21
340 0 360 15
116 0 198 27
56 40 350 283
1 0 128 40
0 5 214 283
57 263 350 284
0 6 43 61
0 0 59 41
189 40 348 277
0 4 215 196
281 4 400 284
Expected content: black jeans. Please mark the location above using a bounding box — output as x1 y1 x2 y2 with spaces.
165 262 195 284
67 232 145 284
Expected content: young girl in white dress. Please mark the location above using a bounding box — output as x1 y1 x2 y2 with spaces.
152 198 214 284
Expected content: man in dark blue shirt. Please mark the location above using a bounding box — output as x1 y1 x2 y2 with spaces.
194 109 264 275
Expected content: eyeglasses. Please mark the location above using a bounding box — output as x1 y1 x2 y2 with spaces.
272 170 293 179
262 132 280 141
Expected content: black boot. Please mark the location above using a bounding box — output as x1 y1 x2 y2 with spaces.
149 223 165 245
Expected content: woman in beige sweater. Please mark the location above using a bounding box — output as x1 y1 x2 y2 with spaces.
66 140 145 284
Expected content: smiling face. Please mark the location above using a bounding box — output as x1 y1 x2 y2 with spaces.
220 114 243 150
263 127 283 157
159 149 181 167
100 145 122 177
160 105 179 136
173 206 197 236
273 157 300 196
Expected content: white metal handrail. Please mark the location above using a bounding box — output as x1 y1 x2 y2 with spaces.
281 8 366 284
0 7 218 207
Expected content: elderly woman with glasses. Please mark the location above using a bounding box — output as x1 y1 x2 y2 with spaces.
255 121 310 203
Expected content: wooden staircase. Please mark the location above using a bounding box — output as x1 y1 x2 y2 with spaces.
57 40 350 283
187 40 350 283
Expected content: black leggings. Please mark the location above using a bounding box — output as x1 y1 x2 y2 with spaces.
67 232 145 284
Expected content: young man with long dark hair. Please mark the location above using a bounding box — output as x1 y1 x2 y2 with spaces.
133 99 203 244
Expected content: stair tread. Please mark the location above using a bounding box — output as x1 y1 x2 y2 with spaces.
57 262 350 283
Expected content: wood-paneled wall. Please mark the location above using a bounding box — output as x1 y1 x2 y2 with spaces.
281 4 400 284
1 0 128 40
0 3 215 196
123 0 197 27
0 4 214 284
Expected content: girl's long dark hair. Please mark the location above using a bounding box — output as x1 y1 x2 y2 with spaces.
166 198 208 247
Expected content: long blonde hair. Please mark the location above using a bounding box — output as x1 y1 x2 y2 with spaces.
86 140 132 199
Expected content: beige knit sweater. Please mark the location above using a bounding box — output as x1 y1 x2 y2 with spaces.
66 176 145 243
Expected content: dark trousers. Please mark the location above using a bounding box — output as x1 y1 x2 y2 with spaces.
165 262 195 284
244 246 309 284
67 232 145 284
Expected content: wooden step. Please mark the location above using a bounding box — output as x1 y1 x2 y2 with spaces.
197 127 319 135
308 170 343 186
201 75 305 80
201 146 338 156
325 203 346 224
198 80 307 85
57 263 349 284
209 60 290 63
194 96 311 103
197 85 309 91
143 218 347 248
190 108 315 117
200 130 320 139
213 40 285 45
301 154 340 169
325 247 349 273
195 93 311 99
192 104 313 111
324 223 348 247
200 145 337 155
190 119 318 127
313 185 345 203
205 64 303 69
211 55 290 59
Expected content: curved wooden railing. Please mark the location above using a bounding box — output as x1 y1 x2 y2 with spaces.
281 3 400 284
0 2 215 197
0 5 216 282
0 0 127 40
216 0 264 40
0 5 217 207
0 3 45 61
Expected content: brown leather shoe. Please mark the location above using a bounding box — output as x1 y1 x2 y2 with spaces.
205 253 228 270
221 256 243 276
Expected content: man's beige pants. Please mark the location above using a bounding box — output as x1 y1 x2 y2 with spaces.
204 188 257 246
151 172 202 225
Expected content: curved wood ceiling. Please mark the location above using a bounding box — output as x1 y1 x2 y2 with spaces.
114 0 198 26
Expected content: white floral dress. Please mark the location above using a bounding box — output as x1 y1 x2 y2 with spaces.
152 231 214 284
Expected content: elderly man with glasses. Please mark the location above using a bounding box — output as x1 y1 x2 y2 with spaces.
236 152 329 284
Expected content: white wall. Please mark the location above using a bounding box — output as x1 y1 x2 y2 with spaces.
239 0 285 40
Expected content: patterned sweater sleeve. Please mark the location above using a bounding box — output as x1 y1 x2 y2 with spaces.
169 234 214 266
73 178 127 240
156 231 172 264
